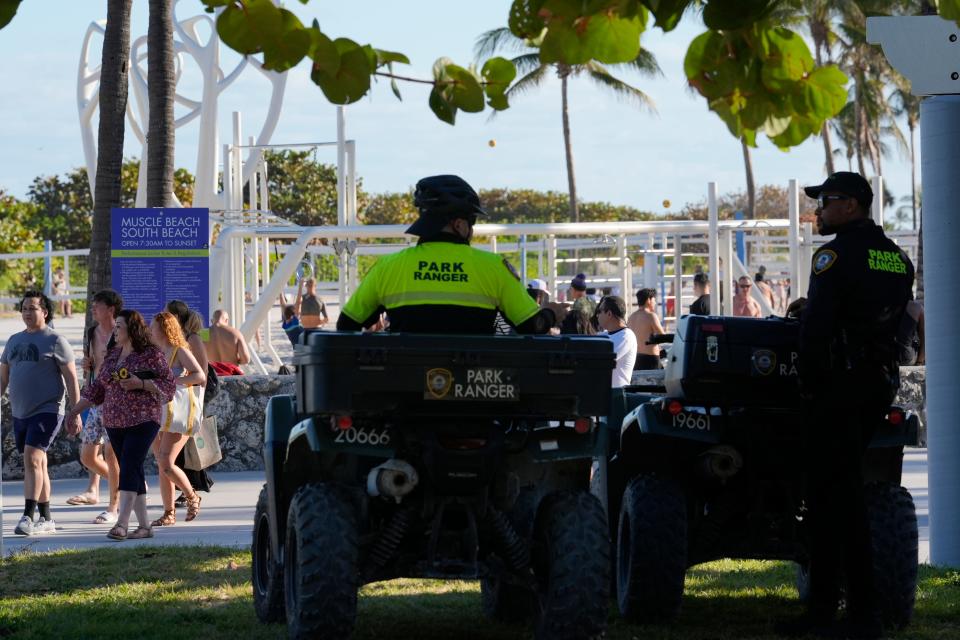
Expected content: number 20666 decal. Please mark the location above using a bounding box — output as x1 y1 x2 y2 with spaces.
672 411 711 431
334 426 391 446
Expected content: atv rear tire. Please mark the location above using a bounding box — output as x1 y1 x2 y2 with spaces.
533 491 610 640
252 485 285 623
481 574 534 623
617 474 688 622
866 482 918 630
283 483 359 639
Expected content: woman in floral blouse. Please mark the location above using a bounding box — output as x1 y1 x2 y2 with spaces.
67 310 175 540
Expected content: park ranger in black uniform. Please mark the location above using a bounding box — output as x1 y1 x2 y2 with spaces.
337 175 555 334
781 172 915 639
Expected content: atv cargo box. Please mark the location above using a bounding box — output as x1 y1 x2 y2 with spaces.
294 332 615 418
663 316 801 406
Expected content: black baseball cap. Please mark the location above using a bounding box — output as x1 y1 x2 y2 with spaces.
405 174 487 237
804 171 873 209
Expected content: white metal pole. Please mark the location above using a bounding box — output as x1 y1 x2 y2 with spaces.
520 234 528 284
707 182 720 315
346 140 357 225
871 175 884 228
788 178 801 301
720 229 733 315
232 113 244 326
63 255 71 307
800 222 814 298
617 234 629 313
673 233 683 326
547 234 557 300
43 240 53 297
260 156 270 213
337 107 347 227
921 95 960 567
261 235 272 358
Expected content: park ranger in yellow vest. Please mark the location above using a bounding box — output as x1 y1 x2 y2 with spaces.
337 175 556 334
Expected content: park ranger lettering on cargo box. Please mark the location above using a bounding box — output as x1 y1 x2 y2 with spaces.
453 368 517 400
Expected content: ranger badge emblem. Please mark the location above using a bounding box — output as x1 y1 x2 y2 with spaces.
752 349 777 376
813 249 837 274
426 368 453 399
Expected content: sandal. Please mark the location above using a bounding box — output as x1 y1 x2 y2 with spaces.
94 511 118 525
106 524 128 541
128 526 153 540
66 493 99 506
151 509 176 527
185 492 202 522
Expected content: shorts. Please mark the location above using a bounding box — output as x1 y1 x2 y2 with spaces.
13 413 63 453
81 405 107 446
634 353 663 370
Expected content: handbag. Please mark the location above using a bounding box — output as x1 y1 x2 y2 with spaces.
184 415 223 471
161 384 203 436
159 346 203 436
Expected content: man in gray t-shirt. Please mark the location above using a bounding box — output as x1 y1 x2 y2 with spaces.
0 290 81 536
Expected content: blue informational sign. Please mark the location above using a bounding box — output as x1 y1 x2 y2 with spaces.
111 208 209 324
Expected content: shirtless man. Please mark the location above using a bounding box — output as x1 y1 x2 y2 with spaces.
754 272 776 311
295 278 329 329
627 288 666 370
68 289 121 524
205 310 251 366
733 276 763 318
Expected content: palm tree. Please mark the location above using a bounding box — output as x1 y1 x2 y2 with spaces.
834 2 908 179
88 0 133 320
803 0 841 174
741 140 756 219
475 29 661 223
147 0 175 207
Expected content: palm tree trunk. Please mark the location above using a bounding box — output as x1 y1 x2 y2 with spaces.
909 122 917 229
866 127 881 177
147 0 175 207
821 122 836 175
810 22 836 175
741 139 756 219
854 100 867 176
560 73 579 223
88 0 132 322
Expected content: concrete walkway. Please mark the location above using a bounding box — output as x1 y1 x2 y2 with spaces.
1 470 264 554
1 452 931 564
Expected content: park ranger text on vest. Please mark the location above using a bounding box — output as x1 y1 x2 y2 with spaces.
337 175 556 334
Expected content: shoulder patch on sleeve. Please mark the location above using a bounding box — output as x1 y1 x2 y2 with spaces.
501 257 521 281
813 249 837 275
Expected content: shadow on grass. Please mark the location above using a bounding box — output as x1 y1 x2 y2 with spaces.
0 550 956 640
0 546 246 598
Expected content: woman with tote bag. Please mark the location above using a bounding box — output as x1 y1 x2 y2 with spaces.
149 312 206 526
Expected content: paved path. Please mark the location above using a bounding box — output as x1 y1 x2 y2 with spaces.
2 453 931 564
1 470 264 554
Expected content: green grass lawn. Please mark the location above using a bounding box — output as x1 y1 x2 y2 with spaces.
0 547 956 639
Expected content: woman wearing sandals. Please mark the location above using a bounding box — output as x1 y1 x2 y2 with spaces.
66 310 175 540
149 312 205 526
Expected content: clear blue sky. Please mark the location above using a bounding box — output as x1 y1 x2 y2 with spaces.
0 1 916 218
